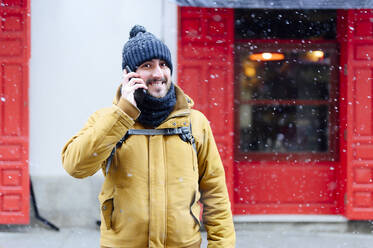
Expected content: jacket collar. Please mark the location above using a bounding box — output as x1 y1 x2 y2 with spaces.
166 84 193 118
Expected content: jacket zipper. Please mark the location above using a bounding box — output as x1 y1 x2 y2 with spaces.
148 135 151 248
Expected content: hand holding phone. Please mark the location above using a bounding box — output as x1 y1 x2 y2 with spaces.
120 66 147 107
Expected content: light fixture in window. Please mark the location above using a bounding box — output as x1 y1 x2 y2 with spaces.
306 50 324 62
249 52 285 61
243 60 256 77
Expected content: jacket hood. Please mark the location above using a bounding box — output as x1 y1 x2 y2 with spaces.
113 83 194 112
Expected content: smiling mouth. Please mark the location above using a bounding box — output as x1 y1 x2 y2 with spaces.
147 80 166 86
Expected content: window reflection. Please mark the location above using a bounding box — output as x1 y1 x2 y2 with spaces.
239 105 328 153
240 50 331 101
236 43 338 157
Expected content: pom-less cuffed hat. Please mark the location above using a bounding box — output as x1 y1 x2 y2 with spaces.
122 25 173 73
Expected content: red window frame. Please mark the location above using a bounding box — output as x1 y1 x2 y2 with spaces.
234 39 339 162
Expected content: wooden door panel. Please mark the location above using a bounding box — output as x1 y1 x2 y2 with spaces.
234 165 340 214
352 67 373 136
345 9 373 219
0 0 30 224
235 163 338 211
178 7 234 200
3 64 23 136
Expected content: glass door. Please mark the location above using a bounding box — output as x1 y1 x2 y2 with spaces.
233 9 341 215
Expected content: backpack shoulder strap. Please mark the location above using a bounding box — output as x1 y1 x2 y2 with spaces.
105 125 196 175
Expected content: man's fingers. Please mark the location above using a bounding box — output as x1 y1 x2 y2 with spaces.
131 83 148 91
122 78 147 95
127 78 145 87
122 77 138 87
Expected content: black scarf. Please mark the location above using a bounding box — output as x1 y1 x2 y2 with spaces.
135 83 176 127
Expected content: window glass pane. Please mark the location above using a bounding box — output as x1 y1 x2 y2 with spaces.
237 47 333 101
239 105 328 153
234 9 338 159
235 9 337 40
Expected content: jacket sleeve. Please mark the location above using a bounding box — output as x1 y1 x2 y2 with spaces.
195 113 236 248
62 103 138 179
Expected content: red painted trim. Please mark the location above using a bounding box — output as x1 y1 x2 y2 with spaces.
239 100 331 105
0 0 30 224
336 9 348 217
234 203 340 215
345 10 357 219
235 39 338 45
236 160 340 167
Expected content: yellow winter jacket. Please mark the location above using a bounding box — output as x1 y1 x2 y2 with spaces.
62 85 235 248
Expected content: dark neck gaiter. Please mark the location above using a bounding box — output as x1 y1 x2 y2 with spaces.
135 83 176 128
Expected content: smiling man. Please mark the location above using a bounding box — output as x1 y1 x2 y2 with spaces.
62 25 235 248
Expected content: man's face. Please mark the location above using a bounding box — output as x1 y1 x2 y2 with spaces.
136 59 172 98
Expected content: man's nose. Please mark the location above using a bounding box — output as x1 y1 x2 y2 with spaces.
151 65 163 78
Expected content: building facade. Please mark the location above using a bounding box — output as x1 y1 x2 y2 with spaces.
1 0 373 225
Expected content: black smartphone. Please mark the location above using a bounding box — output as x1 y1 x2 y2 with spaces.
125 65 133 74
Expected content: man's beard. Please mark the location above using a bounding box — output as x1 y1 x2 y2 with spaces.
135 78 170 102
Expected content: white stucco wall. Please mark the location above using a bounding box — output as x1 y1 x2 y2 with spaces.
29 0 177 226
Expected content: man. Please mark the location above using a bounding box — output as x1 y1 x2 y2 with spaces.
62 25 235 248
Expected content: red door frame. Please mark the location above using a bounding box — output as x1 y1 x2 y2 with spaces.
342 9 373 220
336 9 349 218
178 7 373 219
178 7 344 215
0 0 30 224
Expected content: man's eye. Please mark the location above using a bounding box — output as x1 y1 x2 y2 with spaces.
160 63 167 67
143 64 151 68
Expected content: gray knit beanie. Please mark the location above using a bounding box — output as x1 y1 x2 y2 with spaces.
122 25 173 73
